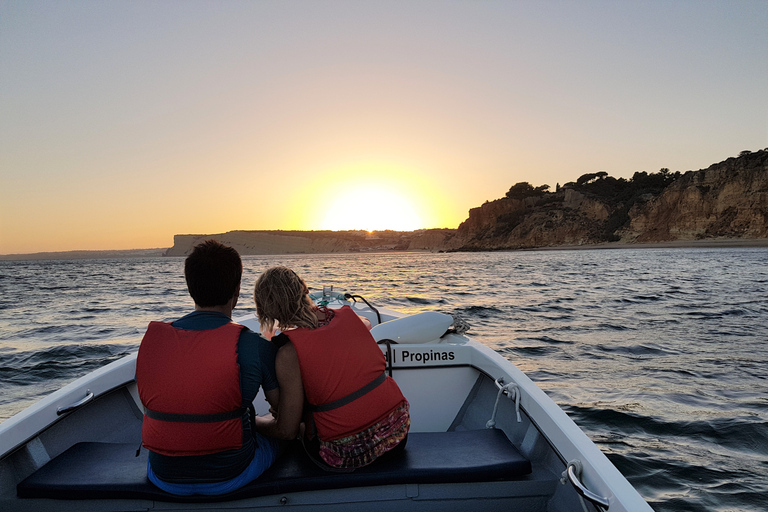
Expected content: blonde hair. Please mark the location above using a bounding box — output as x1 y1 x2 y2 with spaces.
254 266 318 333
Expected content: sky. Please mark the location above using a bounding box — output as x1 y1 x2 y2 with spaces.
1 1 766 255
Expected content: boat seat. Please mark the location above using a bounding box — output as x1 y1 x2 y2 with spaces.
17 429 532 503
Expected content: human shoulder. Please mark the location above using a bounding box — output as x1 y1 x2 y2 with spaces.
271 332 292 348
236 325 279 393
274 342 300 380
237 325 274 346
236 326 277 368
171 310 230 331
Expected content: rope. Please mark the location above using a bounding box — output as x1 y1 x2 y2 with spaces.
444 313 471 335
486 379 522 428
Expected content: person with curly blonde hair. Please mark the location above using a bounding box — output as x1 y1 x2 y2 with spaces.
252 266 410 470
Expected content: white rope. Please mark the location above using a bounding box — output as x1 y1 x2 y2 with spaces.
486 379 522 428
449 313 471 335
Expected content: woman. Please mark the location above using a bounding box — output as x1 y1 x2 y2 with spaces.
252 266 409 469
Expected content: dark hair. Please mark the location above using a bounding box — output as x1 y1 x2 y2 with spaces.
184 240 242 307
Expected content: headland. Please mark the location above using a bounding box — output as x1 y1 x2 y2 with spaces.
2 149 766 260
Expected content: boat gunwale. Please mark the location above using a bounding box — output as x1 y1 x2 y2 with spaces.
0 353 139 459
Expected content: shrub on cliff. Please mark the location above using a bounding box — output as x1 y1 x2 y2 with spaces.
506 182 550 199
572 168 680 204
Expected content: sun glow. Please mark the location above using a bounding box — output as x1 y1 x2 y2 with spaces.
291 161 445 232
320 185 423 232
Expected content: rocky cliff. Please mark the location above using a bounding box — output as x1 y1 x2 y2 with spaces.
622 151 768 242
448 149 768 250
164 229 456 256
447 189 612 250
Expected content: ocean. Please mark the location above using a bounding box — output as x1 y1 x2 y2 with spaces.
1 249 766 511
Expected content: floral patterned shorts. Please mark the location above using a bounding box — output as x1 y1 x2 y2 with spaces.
318 401 410 469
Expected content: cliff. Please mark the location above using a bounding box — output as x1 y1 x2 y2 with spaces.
164 229 457 256
449 149 768 250
622 151 768 242
446 189 611 250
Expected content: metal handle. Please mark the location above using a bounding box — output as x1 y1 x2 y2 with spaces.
344 293 382 324
566 461 610 510
57 390 94 415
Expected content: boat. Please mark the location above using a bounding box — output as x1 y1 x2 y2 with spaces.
0 289 652 511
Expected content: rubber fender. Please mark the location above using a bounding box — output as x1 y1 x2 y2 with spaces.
371 312 453 344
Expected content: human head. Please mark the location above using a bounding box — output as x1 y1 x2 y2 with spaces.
184 240 242 308
254 266 317 332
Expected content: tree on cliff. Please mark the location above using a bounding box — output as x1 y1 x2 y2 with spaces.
571 168 680 203
506 182 550 200
576 171 608 185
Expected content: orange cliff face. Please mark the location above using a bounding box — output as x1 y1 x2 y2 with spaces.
449 150 768 250
624 151 768 243
450 190 615 250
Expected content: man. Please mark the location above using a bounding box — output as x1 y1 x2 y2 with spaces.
136 240 279 495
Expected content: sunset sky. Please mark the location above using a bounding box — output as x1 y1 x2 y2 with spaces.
1 1 766 255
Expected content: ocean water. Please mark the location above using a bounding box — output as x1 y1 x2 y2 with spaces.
1 249 766 511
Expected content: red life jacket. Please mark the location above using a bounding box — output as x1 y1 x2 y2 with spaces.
287 306 406 441
136 321 245 457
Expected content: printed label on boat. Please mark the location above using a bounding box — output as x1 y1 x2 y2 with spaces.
386 347 468 366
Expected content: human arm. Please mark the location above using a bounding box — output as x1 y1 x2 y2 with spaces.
264 387 279 416
252 343 304 440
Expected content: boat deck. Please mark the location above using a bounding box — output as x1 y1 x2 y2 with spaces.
17 429 537 502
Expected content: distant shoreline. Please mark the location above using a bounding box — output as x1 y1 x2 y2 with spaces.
0 248 168 262
2 238 767 261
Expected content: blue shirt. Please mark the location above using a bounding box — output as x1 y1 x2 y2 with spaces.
147 311 278 483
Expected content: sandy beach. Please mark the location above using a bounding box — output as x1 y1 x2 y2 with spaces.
524 238 768 252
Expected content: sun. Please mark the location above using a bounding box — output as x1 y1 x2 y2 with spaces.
287 159 455 232
319 185 423 232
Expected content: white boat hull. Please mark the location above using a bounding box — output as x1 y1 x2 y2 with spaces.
0 297 652 511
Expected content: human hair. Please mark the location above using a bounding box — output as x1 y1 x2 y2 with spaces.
184 240 242 308
254 266 317 333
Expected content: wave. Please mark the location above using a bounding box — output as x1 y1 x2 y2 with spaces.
595 322 632 331
506 346 559 356
608 450 768 512
516 335 573 345
405 297 436 305
682 308 751 319
595 343 675 356
455 305 504 318
0 344 133 387
634 294 663 301
567 405 768 455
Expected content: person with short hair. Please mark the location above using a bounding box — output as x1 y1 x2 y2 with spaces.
136 240 279 495
252 266 409 470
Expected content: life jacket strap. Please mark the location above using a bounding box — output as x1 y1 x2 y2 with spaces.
307 372 387 413
144 407 245 423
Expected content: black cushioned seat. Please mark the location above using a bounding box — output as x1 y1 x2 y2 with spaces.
18 429 532 503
